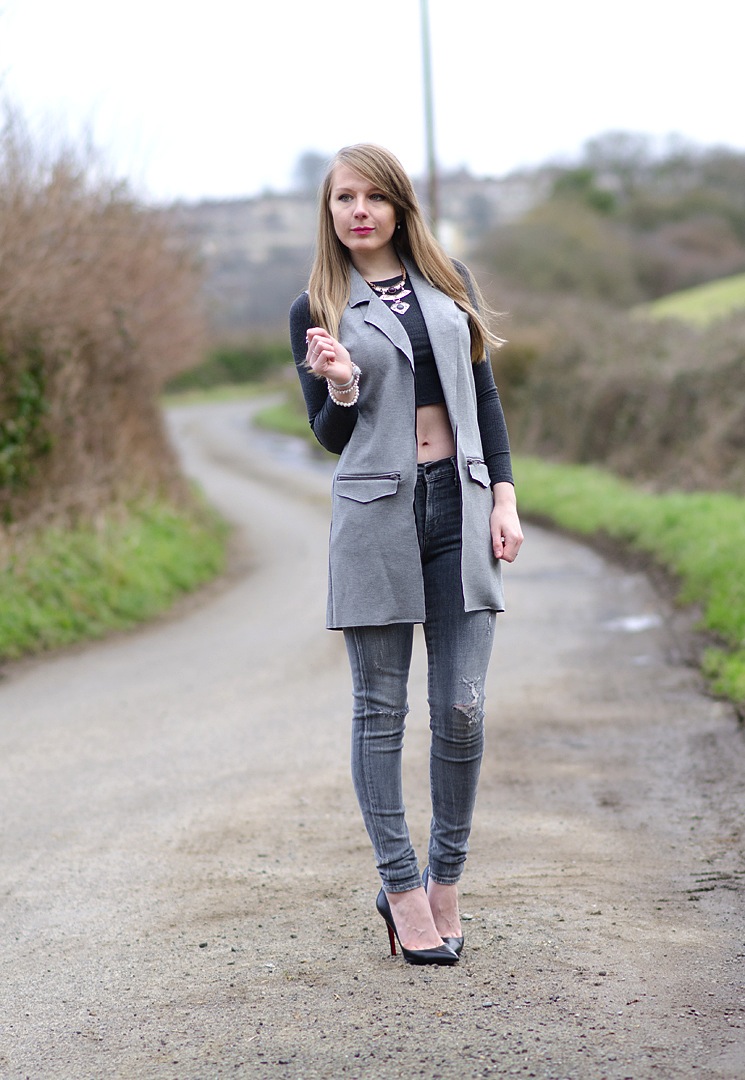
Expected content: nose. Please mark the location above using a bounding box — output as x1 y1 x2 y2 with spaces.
353 196 369 218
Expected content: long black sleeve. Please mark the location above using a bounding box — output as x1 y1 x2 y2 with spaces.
289 292 358 455
472 358 514 486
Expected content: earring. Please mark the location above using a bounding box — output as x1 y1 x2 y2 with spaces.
396 221 402 231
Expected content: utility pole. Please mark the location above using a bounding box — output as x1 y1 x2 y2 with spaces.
420 0 439 235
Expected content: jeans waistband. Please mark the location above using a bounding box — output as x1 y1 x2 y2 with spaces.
416 456 457 481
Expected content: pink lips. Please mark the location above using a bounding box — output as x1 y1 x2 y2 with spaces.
352 227 374 234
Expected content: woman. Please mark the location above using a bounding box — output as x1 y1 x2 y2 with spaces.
290 144 523 966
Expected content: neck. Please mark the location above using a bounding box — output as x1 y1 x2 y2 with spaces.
349 248 402 282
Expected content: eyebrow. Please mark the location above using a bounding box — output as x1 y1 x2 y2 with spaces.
331 188 386 202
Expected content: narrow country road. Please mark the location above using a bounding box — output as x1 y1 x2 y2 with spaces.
0 399 743 1080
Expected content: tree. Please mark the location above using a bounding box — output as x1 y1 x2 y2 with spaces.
481 200 640 305
293 151 328 197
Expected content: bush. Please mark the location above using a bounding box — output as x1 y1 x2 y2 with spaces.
0 341 50 497
483 288 745 495
0 108 206 528
482 200 641 306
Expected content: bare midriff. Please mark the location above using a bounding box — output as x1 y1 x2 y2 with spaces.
416 402 456 463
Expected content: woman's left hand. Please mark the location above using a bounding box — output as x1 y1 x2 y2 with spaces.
490 482 524 562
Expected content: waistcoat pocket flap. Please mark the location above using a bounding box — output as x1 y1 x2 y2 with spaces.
335 472 400 503
466 459 490 488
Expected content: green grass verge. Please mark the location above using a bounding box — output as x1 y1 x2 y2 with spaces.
160 382 268 408
514 457 745 710
251 394 745 711
0 498 229 660
252 400 314 440
633 271 745 326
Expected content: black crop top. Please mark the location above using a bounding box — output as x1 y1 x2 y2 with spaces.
368 273 445 407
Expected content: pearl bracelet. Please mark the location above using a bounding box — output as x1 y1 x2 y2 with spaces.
328 382 360 406
327 362 361 407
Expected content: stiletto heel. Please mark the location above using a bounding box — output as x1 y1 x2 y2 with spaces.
422 866 465 957
375 888 459 966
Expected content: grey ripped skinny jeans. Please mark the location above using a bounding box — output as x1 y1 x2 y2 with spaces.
343 457 495 893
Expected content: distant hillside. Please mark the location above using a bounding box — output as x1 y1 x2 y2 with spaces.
167 170 545 339
632 272 745 326
477 135 745 307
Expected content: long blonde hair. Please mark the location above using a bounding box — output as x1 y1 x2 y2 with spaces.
308 144 499 362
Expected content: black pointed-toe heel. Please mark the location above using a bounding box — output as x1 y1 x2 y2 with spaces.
375 889 459 966
442 933 464 956
422 866 465 957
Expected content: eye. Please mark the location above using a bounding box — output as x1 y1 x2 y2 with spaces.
337 193 353 202
370 193 387 201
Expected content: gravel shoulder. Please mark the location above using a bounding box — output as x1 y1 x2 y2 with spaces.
0 400 743 1080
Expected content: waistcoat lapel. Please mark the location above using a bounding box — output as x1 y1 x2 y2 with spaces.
349 267 414 370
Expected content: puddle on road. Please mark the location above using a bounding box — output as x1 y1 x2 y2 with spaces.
252 427 334 475
602 613 664 633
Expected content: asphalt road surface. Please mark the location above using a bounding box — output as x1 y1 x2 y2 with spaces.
0 400 743 1080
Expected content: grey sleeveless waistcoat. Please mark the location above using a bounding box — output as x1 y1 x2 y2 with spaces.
326 258 504 629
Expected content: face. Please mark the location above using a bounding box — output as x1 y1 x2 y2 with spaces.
328 164 398 266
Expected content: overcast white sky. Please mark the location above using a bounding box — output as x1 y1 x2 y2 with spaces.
1 0 742 203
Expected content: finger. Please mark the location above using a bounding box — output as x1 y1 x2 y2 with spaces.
307 328 332 346
310 351 334 374
501 536 522 562
308 337 329 361
310 342 330 364
306 330 329 360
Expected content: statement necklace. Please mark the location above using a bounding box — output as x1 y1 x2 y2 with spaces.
367 264 411 315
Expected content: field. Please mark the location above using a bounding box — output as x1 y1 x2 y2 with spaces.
633 271 745 325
